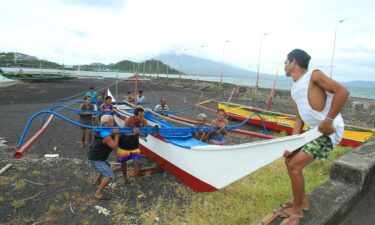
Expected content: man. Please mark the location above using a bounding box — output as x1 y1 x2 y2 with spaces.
154 98 170 116
124 91 135 105
136 90 145 105
86 86 98 104
117 107 148 182
279 49 349 224
78 96 94 148
87 115 119 200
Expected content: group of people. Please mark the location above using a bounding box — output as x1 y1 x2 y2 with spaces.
82 49 349 225
124 90 145 105
87 107 147 200
192 109 228 145
78 87 115 148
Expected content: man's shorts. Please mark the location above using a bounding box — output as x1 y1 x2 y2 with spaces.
302 135 333 160
116 148 141 163
88 160 113 178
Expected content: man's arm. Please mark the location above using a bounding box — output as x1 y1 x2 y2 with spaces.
311 70 350 120
293 103 304 135
103 129 119 150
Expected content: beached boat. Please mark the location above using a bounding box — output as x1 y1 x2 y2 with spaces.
113 104 322 192
217 101 375 147
0 69 77 82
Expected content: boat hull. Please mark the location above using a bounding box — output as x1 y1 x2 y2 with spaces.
1 72 77 82
218 102 374 147
114 109 322 192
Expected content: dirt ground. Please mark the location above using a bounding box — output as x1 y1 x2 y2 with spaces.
0 77 372 224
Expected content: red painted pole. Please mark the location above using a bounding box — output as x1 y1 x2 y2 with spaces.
14 115 54 158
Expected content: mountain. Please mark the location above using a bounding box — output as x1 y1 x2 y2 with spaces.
341 80 375 89
155 52 275 79
0 52 60 68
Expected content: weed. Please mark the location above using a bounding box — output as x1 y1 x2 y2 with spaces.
0 196 4 204
11 199 26 208
31 170 41 177
15 179 26 191
48 204 57 213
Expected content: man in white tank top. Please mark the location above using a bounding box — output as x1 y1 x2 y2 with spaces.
278 49 349 224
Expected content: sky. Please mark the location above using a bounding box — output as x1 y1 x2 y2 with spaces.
0 0 374 82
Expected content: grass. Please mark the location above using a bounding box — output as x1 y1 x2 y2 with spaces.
139 146 353 225
11 199 26 209
15 179 26 191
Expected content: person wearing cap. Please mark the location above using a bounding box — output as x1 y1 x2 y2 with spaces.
87 115 119 200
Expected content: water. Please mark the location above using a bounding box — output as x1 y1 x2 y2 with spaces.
1 68 374 100
147 73 375 100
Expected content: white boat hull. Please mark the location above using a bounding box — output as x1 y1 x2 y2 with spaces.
114 107 322 192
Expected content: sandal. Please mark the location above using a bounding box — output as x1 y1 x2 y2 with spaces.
279 216 300 225
280 202 309 211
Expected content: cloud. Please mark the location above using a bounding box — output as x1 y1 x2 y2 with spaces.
59 0 127 11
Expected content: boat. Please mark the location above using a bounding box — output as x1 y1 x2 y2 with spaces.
216 101 375 147
0 68 77 82
113 104 322 192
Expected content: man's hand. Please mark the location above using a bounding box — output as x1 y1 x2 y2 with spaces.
133 127 139 135
318 120 334 135
112 128 119 135
283 150 292 158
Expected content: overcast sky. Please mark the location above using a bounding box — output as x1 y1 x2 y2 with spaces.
1 0 374 82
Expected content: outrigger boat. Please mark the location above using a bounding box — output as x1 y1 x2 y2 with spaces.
0 68 77 82
13 89 323 193
215 101 374 147
113 104 322 192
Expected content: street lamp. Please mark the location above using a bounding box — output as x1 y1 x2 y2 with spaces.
196 44 206 85
330 18 349 77
220 40 230 86
255 32 269 88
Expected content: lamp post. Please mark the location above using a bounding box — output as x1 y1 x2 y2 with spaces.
220 40 230 86
330 18 349 78
196 45 206 85
255 32 269 88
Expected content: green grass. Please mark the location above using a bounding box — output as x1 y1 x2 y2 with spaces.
140 146 353 225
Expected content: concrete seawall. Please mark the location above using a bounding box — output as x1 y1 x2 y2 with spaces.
268 138 375 225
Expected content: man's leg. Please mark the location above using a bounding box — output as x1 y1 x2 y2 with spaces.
120 162 128 182
283 150 314 217
87 129 92 145
134 160 140 182
95 177 111 199
81 129 86 147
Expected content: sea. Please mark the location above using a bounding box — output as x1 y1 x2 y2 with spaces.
1 68 375 100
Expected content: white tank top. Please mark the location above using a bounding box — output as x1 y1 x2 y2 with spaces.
291 70 344 146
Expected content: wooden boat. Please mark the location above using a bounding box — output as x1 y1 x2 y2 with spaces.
0 69 77 82
113 104 322 192
217 101 375 147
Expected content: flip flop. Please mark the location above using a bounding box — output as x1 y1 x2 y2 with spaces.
274 208 303 219
280 202 309 211
279 216 300 225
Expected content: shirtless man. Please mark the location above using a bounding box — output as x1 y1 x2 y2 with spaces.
279 49 349 225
